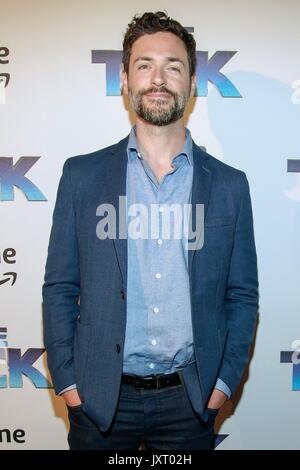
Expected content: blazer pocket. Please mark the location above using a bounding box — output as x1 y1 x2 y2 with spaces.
204 216 234 228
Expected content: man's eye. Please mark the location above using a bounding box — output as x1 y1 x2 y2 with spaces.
169 67 180 72
138 64 149 70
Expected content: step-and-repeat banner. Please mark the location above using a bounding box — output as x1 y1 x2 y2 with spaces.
1 0 299 449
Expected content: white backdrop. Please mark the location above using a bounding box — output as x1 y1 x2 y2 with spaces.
0 0 299 449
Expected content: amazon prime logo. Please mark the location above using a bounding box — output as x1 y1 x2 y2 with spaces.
0 248 17 287
0 46 10 104
0 427 26 444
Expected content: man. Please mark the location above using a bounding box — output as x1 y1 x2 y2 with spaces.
43 11 259 450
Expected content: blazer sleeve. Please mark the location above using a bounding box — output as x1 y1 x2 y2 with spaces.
218 172 259 396
42 158 80 394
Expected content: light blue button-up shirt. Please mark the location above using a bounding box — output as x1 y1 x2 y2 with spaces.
123 127 194 376
123 126 231 398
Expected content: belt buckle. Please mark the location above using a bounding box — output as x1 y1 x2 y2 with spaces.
134 379 143 389
140 375 160 390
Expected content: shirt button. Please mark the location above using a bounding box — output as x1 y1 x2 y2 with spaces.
155 273 161 279
151 339 157 346
157 239 163 245
153 307 159 313
149 363 155 369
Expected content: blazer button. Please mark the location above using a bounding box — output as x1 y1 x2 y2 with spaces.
116 344 121 354
120 290 125 300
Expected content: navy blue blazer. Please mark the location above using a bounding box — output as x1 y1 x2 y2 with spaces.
42 136 259 432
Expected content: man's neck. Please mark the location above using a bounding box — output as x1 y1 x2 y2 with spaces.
135 118 186 167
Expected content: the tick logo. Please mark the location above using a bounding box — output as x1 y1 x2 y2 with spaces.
91 28 241 98
280 340 300 391
0 328 52 389
287 159 300 173
92 50 241 97
0 157 47 201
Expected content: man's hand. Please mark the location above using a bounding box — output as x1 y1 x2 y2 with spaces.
61 389 82 407
207 388 228 410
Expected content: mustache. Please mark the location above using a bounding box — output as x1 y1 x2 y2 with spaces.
141 87 176 98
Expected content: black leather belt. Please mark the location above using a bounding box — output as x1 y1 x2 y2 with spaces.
121 372 182 390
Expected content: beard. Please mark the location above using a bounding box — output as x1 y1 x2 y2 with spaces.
128 85 190 126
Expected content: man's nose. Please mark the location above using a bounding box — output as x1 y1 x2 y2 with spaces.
151 67 167 87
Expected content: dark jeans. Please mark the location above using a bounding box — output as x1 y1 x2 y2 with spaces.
67 380 218 450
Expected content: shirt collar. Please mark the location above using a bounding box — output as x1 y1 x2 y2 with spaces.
127 125 193 166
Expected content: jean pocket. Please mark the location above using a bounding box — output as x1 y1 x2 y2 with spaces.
67 404 83 412
206 407 220 416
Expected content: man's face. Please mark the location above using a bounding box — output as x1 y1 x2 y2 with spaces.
122 32 196 126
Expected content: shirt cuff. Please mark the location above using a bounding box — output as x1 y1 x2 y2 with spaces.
58 384 77 396
215 378 231 399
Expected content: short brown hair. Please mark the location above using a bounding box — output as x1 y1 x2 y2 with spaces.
122 11 196 78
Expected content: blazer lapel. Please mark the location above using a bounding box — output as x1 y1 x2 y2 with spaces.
105 136 129 291
188 142 213 277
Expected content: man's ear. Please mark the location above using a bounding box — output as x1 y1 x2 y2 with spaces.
120 66 128 96
190 74 197 98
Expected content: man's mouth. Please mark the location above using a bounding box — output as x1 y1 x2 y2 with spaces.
145 92 171 98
